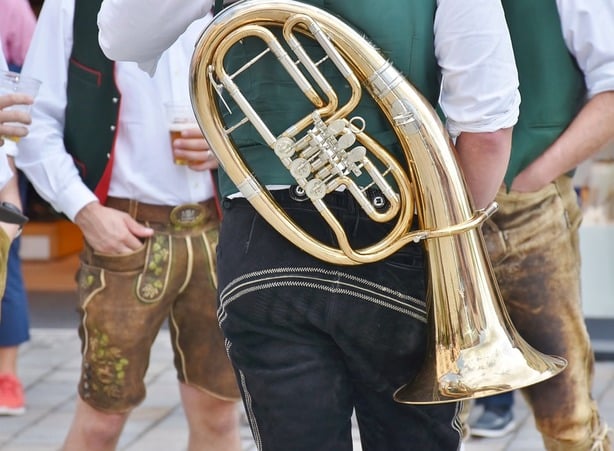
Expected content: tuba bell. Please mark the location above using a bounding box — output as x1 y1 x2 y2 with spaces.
189 0 567 404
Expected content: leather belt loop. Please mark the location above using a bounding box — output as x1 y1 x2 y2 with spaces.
128 199 139 219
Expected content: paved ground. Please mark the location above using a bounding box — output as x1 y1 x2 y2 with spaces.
1 289 613 450
1 328 257 451
2 327 613 450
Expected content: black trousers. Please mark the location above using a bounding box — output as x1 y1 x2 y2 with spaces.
217 188 462 451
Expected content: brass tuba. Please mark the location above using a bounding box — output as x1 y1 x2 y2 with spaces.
190 0 567 404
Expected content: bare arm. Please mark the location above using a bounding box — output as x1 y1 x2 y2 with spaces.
512 91 614 192
454 127 513 209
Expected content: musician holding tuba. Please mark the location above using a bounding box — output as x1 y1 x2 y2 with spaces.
98 1 520 449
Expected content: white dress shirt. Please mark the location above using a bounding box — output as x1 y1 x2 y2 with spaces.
16 0 214 221
555 0 614 98
0 45 18 189
98 0 521 139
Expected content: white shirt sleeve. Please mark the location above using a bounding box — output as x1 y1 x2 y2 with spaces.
556 0 614 98
96 0 520 134
435 0 520 137
97 0 213 75
15 0 99 221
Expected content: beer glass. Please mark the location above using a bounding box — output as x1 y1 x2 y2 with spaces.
164 102 198 165
0 70 41 142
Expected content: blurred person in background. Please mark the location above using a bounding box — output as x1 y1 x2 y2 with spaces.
16 0 242 448
0 0 37 72
0 0 37 416
465 1 614 449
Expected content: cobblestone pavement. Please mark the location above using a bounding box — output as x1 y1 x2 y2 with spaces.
1 328 613 450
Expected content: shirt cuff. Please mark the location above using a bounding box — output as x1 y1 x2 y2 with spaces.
53 181 99 222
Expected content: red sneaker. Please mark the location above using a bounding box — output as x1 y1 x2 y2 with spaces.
0 373 26 416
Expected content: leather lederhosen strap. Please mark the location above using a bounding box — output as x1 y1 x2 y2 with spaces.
105 197 219 227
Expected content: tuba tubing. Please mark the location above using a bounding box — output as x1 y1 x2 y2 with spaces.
190 0 487 266
190 0 567 404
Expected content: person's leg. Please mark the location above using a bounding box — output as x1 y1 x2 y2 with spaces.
221 298 357 451
62 398 129 451
66 239 174 449
170 223 242 451
220 256 461 451
486 176 610 451
335 289 461 451
457 400 473 440
476 392 514 410
0 346 18 374
0 230 29 416
217 191 462 450
470 392 516 438
179 383 242 451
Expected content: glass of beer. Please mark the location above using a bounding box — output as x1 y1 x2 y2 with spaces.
0 70 41 142
164 102 198 165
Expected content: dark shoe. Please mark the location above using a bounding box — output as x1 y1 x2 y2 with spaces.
470 407 516 438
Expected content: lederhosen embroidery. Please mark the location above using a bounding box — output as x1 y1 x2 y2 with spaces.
135 234 172 303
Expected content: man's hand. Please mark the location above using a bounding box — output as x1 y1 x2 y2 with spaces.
510 166 548 193
171 127 219 171
0 93 33 145
74 201 154 254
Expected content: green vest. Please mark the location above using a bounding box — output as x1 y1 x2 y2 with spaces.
214 0 438 198
64 0 120 200
502 0 585 186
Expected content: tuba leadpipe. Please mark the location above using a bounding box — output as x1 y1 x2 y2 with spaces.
190 0 566 404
